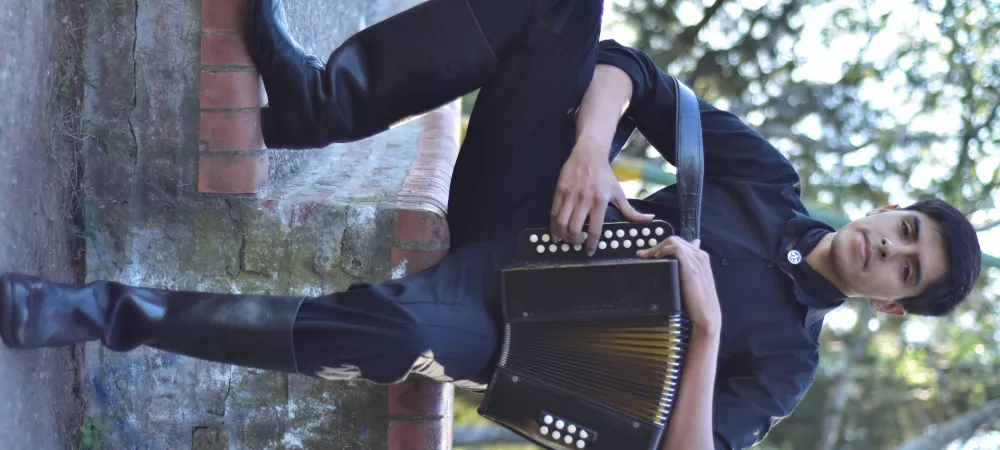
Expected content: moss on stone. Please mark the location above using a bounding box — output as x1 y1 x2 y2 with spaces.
193 212 241 277
78 415 112 450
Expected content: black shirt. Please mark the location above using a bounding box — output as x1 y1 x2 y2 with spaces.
597 39 848 449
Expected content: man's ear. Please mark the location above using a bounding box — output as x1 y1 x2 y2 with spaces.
870 298 906 316
866 204 900 217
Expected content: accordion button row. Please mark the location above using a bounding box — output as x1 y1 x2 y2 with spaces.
541 414 591 448
535 237 659 254
529 227 666 245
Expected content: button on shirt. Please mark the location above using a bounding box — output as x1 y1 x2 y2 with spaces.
596 40 848 450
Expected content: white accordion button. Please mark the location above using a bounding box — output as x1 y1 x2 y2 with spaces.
530 234 539 243
577 440 586 448
556 420 565 429
544 415 553 425
552 431 562 440
604 230 612 239
579 430 589 439
655 227 664 236
542 234 550 242
648 238 657 246
573 244 582 251
561 243 570 252
540 426 549 435
598 241 607 250
549 244 557 253
610 241 619 249
623 240 632 248
565 435 574 444
567 425 577 433
642 227 651 236
616 229 625 238
536 245 545 254
629 228 638 237
637 238 645 247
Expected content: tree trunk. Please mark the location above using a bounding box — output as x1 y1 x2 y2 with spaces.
895 399 1000 450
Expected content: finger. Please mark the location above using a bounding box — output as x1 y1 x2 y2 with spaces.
613 194 655 223
552 193 579 242
586 202 609 256
568 200 590 245
550 191 565 241
638 238 677 259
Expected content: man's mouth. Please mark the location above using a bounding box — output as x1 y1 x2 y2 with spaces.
860 232 870 269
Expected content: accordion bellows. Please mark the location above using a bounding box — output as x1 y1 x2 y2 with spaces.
479 221 691 450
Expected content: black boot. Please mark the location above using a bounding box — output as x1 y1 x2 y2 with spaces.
0 273 305 373
247 0 500 149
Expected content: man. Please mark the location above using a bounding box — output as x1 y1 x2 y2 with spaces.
0 0 981 448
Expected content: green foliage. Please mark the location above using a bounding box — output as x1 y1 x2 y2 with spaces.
78 416 111 450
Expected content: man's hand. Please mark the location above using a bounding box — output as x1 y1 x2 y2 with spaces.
551 143 654 256
553 63 653 256
638 237 721 331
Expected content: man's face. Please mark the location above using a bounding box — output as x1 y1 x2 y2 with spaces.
829 206 948 310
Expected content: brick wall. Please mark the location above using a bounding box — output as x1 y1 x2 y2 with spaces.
198 0 267 194
196 0 458 449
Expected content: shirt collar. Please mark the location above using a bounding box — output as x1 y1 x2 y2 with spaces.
777 211 847 327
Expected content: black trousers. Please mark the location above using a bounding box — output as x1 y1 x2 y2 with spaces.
293 0 605 389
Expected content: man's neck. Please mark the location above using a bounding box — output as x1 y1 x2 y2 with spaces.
804 232 852 295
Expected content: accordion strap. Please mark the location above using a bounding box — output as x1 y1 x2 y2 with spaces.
672 77 704 242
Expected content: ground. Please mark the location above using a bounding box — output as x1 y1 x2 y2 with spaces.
0 1 87 448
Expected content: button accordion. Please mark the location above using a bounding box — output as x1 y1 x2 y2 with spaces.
478 220 691 450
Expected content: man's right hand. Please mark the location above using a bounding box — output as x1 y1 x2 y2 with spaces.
637 237 722 331
550 141 654 256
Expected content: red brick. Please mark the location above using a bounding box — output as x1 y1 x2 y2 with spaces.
201 34 253 66
198 154 268 194
388 420 448 450
200 71 260 109
200 111 263 151
393 208 449 245
391 248 449 276
389 379 452 416
202 0 246 32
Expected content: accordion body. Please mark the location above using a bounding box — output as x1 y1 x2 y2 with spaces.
478 221 691 450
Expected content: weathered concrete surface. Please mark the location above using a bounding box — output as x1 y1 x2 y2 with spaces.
78 0 455 448
0 1 87 448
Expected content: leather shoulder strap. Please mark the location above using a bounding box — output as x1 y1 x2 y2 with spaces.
673 77 704 242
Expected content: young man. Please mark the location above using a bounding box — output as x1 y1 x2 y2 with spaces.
0 0 981 448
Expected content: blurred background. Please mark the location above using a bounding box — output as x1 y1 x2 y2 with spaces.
454 0 1000 449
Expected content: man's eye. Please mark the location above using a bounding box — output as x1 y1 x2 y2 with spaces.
903 263 910 281
902 221 910 238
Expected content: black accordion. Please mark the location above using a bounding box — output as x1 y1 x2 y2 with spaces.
478 220 691 450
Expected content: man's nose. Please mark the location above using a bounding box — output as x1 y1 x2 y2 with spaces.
878 237 913 260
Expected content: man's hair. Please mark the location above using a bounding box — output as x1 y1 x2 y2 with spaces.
895 198 981 316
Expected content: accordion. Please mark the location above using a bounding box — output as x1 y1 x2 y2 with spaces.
478 220 691 450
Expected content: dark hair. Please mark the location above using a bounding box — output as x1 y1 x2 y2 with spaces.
895 198 981 316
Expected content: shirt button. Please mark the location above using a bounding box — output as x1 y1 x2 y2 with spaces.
721 258 729 265
767 261 774 267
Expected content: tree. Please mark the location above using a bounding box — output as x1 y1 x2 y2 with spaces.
450 1 1000 448
604 1 1000 448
